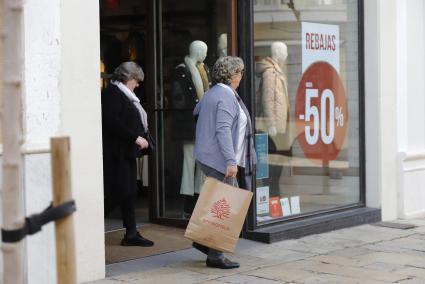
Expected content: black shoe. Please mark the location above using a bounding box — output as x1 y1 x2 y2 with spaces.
192 242 209 255
121 232 154 247
206 258 240 269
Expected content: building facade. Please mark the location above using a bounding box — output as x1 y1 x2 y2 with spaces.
0 0 424 282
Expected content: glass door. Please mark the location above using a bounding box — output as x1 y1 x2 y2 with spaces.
153 0 236 224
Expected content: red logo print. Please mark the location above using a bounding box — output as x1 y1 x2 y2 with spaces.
210 198 231 220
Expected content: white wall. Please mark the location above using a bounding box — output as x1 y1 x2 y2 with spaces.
59 0 105 282
396 0 425 219
23 0 61 147
365 0 425 220
23 1 61 283
24 154 56 284
364 0 382 210
376 0 399 221
18 0 104 283
364 0 399 220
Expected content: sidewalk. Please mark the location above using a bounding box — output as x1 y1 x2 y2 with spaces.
89 218 425 284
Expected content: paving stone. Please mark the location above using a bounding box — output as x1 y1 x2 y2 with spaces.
353 252 425 268
198 280 233 284
266 239 311 253
310 253 419 271
297 234 364 253
409 233 425 240
217 274 285 284
360 224 414 236
277 259 324 269
113 267 215 284
395 267 425 278
300 261 409 282
378 236 425 252
292 274 389 284
242 264 317 282
332 224 415 241
271 251 317 263
167 259 257 277
396 278 425 284
91 217 425 284
226 253 284 268
361 262 405 272
329 247 373 257
241 241 297 256
412 226 425 234
393 248 425 257
241 244 315 262
363 243 425 256
270 240 342 255
307 255 364 267
328 228 405 243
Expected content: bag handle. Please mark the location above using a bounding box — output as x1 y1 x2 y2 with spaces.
222 176 238 187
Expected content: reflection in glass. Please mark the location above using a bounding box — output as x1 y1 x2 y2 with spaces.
254 0 361 223
160 0 228 219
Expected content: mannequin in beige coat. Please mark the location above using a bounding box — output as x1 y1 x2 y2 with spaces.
256 41 290 196
256 41 290 136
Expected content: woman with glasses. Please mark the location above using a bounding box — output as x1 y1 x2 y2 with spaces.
192 56 256 269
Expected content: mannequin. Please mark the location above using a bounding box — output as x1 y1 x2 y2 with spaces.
217 33 227 58
170 40 211 218
255 41 290 196
256 41 289 136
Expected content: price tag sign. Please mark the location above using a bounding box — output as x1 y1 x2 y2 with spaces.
295 61 348 165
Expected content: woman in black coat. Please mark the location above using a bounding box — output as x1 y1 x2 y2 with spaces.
102 61 154 246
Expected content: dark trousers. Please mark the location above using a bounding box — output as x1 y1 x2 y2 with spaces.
104 193 137 235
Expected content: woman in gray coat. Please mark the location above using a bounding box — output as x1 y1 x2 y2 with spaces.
193 56 256 269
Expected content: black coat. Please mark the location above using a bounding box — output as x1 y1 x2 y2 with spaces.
169 64 210 140
102 84 144 198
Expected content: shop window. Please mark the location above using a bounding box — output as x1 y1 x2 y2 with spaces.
0 4 3 145
253 0 361 223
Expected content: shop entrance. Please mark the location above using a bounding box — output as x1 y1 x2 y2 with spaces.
99 0 236 263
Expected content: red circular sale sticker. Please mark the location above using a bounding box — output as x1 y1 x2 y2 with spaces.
295 61 348 166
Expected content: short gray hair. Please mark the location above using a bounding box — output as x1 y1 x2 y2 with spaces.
212 56 244 85
112 61 144 83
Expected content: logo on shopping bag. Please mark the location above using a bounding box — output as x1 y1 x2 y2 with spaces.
210 198 231 220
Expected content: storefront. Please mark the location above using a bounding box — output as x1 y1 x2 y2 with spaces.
99 0 380 244
10 0 425 282
244 0 380 242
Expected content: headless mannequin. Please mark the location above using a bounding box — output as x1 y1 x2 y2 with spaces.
267 41 289 136
217 33 227 58
256 41 290 196
171 41 210 217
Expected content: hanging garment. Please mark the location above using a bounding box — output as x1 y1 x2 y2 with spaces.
256 57 290 134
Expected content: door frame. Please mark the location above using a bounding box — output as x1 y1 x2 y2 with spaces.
148 0 239 227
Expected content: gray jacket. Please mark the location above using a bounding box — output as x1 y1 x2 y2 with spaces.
194 84 240 175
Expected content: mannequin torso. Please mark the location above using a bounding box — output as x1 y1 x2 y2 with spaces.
255 41 289 135
170 40 210 139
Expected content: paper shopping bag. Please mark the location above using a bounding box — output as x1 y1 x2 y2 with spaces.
184 177 253 253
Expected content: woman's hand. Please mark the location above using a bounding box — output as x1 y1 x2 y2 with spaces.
135 136 149 149
226 165 238 178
